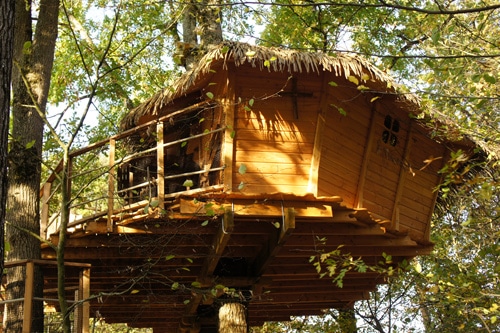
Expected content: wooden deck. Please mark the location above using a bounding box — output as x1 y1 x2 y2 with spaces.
41 188 431 332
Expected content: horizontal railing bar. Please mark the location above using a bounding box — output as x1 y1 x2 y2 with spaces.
4 259 91 268
120 126 225 165
159 126 225 150
163 166 225 180
41 100 217 187
116 180 154 195
115 166 225 195
0 298 76 305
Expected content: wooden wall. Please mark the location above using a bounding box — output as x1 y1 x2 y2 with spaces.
226 66 446 243
147 63 447 243
230 66 321 194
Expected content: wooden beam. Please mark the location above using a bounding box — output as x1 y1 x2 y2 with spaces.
81 267 90 333
156 122 165 209
179 198 333 219
391 122 414 231
253 207 295 276
308 72 330 195
184 209 235 317
200 209 234 277
308 114 325 195
354 102 378 209
22 261 34 333
107 138 116 232
223 69 236 192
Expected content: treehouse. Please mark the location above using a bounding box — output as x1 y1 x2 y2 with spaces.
38 42 472 333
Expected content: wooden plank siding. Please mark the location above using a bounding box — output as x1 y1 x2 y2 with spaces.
316 82 373 206
231 68 321 194
397 130 447 241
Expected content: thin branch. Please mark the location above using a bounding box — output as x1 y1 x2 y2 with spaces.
181 1 500 15
5 221 57 251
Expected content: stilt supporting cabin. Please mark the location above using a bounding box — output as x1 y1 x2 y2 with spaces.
32 42 474 332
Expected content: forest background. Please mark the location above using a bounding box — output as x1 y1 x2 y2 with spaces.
0 0 499 332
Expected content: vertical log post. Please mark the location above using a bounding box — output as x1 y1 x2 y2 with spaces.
22 261 34 333
338 304 357 333
80 267 90 333
157 122 165 209
218 302 247 333
107 139 116 232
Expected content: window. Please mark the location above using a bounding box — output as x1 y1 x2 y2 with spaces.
382 115 399 147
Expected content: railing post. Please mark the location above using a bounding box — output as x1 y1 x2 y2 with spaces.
74 267 90 333
157 122 165 209
107 138 116 232
22 261 34 333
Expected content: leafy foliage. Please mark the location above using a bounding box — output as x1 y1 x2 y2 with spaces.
33 0 500 331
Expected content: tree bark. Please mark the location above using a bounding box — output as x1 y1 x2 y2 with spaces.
5 0 59 331
0 0 15 283
338 306 358 333
218 302 247 333
180 0 223 69
197 0 223 47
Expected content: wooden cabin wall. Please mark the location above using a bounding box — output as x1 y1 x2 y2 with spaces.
396 128 447 242
360 104 411 222
315 75 446 243
316 77 373 206
231 66 321 194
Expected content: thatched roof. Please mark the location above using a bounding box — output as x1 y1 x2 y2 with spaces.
120 41 420 130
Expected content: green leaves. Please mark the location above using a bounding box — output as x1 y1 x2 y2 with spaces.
238 163 247 175
182 179 194 188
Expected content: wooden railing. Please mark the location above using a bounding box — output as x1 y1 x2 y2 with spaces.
1 260 91 333
40 100 222 239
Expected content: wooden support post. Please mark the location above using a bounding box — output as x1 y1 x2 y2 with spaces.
219 302 247 333
309 72 331 195
74 289 80 332
182 209 235 325
200 209 234 278
355 103 378 208
22 261 34 333
391 123 414 231
107 138 116 232
80 267 90 333
308 114 325 195
253 207 295 276
74 267 91 333
223 70 236 192
157 122 165 209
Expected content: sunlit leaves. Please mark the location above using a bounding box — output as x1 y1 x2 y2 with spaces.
238 163 247 175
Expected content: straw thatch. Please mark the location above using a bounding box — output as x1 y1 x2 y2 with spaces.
120 41 419 130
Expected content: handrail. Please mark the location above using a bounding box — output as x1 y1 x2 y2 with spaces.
40 100 221 238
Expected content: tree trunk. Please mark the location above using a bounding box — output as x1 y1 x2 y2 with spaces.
197 0 223 47
0 0 15 279
5 0 59 332
338 306 358 333
218 302 247 333
179 0 223 69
